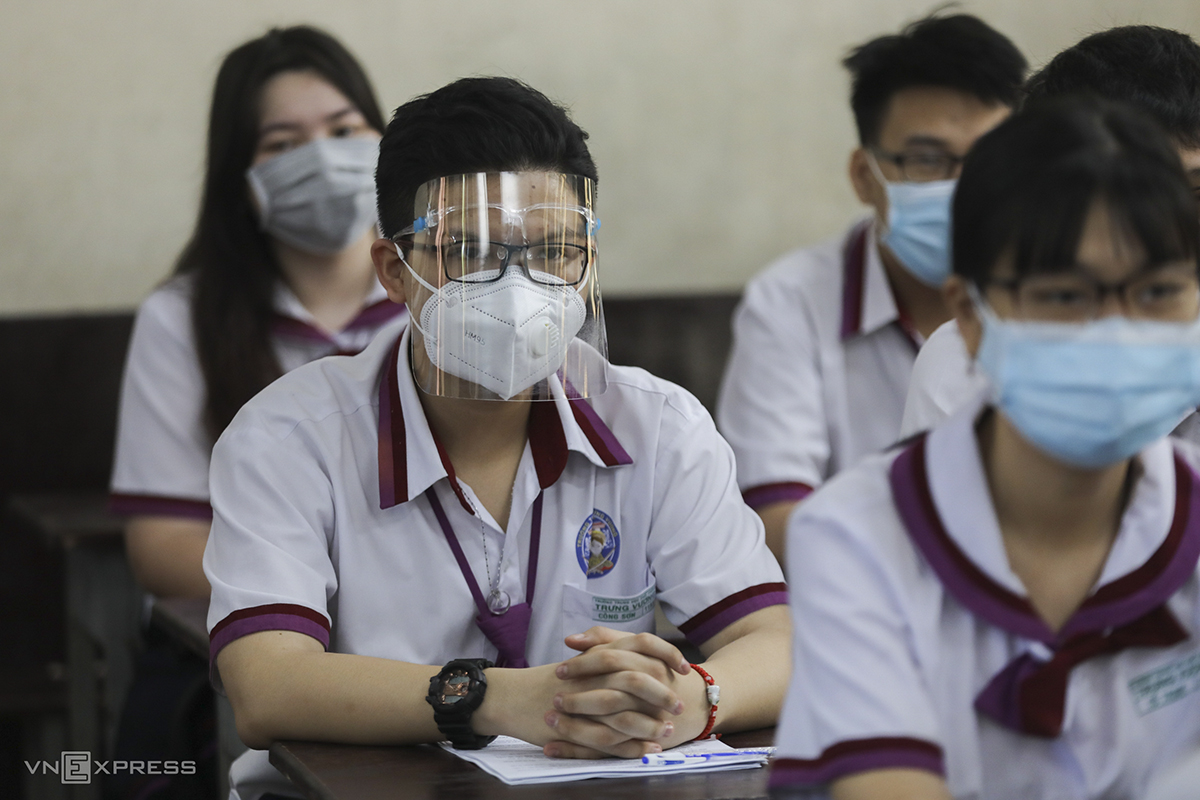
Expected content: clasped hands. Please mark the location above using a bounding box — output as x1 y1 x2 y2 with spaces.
484 626 710 759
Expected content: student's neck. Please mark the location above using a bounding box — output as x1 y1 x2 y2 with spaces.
978 411 1129 630
419 391 532 528
274 231 378 334
877 244 951 340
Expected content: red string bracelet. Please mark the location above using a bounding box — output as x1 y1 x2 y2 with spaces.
689 663 720 740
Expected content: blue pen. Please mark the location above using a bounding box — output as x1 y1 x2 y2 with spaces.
641 748 774 765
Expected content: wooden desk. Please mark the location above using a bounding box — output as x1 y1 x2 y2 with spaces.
150 597 248 799
149 597 209 660
271 729 775 800
7 492 140 800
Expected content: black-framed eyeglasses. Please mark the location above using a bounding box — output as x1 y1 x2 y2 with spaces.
396 236 593 286
872 148 965 182
987 266 1200 322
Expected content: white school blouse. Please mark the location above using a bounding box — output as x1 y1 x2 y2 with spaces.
110 273 405 519
772 395 1200 799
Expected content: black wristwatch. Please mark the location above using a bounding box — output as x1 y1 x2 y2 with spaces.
426 658 496 749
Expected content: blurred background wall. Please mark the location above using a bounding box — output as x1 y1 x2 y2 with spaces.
2 0 1199 313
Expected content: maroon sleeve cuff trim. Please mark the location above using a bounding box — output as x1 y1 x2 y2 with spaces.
769 737 944 788
208 604 331 690
677 582 788 644
742 482 813 510
109 493 213 521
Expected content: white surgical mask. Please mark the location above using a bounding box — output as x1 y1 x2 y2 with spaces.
247 137 379 254
400 247 587 400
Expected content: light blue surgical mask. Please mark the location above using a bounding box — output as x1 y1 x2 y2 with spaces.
973 294 1200 468
868 154 956 287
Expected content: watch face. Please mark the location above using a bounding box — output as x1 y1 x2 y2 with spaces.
440 670 472 704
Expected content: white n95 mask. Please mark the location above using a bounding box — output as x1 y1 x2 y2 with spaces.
246 137 379 254
403 254 587 400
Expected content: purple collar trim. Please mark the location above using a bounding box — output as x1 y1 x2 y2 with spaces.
378 335 625 510
345 299 405 331
890 437 1200 645
564 382 633 467
274 299 405 345
838 221 870 342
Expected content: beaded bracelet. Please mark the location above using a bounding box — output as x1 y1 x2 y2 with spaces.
689 663 720 740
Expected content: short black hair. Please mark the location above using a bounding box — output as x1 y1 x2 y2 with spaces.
953 96 1199 287
376 77 598 238
1025 26 1200 149
843 13 1027 146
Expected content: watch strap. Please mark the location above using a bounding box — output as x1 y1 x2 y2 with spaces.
431 711 496 750
427 658 497 749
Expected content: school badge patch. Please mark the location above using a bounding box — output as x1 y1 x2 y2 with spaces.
576 510 620 579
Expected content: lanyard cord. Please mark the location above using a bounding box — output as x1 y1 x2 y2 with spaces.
426 488 544 616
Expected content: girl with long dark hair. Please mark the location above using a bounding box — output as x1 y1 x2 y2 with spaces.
110 26 404 597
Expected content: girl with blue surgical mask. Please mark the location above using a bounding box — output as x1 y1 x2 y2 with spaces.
771 97 1200 800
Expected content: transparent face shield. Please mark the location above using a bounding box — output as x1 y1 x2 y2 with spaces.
393 172 608 400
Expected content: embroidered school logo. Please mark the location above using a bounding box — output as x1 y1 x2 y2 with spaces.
576 510 620 578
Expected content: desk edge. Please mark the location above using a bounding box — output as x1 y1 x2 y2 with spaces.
269 742 338 800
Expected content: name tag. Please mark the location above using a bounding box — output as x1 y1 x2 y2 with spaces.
589 584 656 623
1128 652 1200 716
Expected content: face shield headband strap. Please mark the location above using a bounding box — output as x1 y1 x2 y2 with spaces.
403 206 602 239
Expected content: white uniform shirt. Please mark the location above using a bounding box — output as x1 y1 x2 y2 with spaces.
717 219 921 509
899 319 988 438
110 274 405 519
772 396 1200 799
204 326 786 799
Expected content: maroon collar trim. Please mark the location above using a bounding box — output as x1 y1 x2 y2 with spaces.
275 300 405 346
563 383 633 467
377 332 576 511
839 221 919 351
838 221 870 342
377 333 408 510
345 299 405 331
891 436 1200 644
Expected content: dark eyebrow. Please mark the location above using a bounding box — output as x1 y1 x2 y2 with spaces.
899 135 953 151
258 106 358 137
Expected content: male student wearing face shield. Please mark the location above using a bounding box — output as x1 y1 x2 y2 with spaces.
201 76 788 800
716 12 1026 566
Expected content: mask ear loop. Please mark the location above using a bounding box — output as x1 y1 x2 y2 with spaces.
393 242 450 352
865 150 890 189
965 282 997 322
395 243 441 296
864 151 896 237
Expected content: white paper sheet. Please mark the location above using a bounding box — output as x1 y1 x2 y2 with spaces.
439 736 772 785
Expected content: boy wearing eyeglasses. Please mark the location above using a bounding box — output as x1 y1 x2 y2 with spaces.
203 77 788 800
901 24 1200 439
716 13 1025 565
